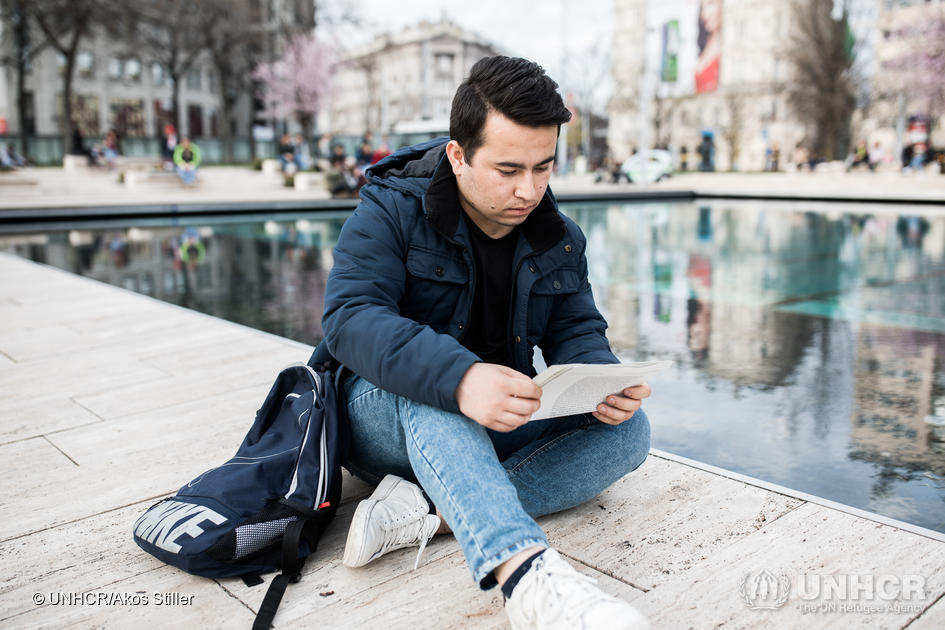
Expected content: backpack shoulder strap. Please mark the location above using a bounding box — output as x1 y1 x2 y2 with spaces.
251 518 307 630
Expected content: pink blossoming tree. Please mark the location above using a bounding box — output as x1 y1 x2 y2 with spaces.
883 3 945 125
253 34 332 141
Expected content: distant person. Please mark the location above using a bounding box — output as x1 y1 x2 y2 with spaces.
71 125 91 163
868 141 884 172
355 133 373 167
162 124 178 170
294 133 311 171
1 143 25 169
102 130 120 170
329 143 347 170
371 136 391 164
697 133 714 171
792 144 809 172
679 145 688 172
278 134 296 175
848 141 868 171
173 136 201 186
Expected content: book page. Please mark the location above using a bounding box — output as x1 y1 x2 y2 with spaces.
530 361 673 421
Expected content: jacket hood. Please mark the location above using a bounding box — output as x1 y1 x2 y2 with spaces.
364 137 449 198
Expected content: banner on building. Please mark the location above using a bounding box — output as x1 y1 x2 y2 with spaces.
695 0 721 92
661 20 680 82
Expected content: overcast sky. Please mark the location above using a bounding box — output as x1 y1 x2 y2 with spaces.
323 0 614 103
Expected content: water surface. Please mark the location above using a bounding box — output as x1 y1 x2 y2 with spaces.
4 199 945 533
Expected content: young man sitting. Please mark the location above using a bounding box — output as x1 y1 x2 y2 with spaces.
315 56 652 630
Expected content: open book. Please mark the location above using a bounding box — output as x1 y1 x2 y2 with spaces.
530 361 673 421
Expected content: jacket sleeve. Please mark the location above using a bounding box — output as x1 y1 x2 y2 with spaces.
321 187 480 414
539 232 619 367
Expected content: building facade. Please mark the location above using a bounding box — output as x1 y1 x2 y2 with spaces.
0 0 315 161
324 19 502 140
608 0 942 171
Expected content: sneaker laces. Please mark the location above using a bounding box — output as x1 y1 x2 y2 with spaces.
514 557 611 627
376 509 440 571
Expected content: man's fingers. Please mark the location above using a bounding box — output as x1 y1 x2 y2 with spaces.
507 378 542 401
486 412 531 433
594 396 641 424
505 395 541 416
623 383 652 400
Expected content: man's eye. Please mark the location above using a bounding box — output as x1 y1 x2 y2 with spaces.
498 169 516 176
535 166 550 173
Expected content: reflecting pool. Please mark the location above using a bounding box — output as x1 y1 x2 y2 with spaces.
3 198 945 534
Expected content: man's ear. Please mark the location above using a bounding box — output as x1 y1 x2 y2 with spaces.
445 140 465 175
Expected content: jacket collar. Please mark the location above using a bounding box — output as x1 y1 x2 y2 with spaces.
422 153 565 253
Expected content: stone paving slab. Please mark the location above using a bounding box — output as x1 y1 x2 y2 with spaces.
2 251 945 629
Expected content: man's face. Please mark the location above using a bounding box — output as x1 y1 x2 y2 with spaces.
446 111 558 238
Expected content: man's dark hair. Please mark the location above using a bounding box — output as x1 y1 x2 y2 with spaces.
450 56 571 161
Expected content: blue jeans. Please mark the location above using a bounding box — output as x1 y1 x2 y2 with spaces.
343 374 651 589
176 166 197 185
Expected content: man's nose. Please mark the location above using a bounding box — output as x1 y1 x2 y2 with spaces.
514 172 539 202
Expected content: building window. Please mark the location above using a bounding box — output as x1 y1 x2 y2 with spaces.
208 69 218 94
188 104 204 137
57 52 67 75
434 53 454 78
108 57 123 81
151 63 166 87
109 98 146 137
125 58 141 82
186 68 202 91
77 51 95 79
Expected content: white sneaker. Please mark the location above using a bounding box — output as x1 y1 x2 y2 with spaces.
505 549 650 630
342 474 441 570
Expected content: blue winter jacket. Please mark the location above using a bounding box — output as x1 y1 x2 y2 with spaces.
319 137 618 414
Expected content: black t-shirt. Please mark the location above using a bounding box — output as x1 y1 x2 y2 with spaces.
461 216 518 367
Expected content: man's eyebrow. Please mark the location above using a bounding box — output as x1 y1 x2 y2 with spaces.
495 155 556 169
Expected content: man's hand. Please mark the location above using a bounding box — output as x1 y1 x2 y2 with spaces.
456 363 542 432
591 383 652 425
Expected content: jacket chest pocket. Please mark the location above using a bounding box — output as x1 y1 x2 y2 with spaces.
401 245 469 329
526 267 582 343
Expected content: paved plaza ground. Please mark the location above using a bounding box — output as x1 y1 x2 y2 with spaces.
0 162 942 210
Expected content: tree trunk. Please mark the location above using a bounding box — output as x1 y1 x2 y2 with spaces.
62 53 76 154
15 54 29 160
170 75 181 134
12 0 31 160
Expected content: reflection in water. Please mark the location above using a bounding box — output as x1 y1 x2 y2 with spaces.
566 200 945 533
3 200 945 533
3 217 346 346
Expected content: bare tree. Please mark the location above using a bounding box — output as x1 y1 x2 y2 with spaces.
134 0 209 135
26 0 122 154
199 0 262 162
651 91 681 149
720 91 747 170
0 0 47 159
784 0 860 161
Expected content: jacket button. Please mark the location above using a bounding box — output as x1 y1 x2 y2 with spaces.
553 280 561 290
564 244 573 253
435 266 444 276
458 322 464 329
514 335 521 343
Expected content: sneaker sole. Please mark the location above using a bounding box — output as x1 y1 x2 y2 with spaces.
342 475 405 568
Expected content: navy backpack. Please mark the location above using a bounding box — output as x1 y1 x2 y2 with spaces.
133 349 347 629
